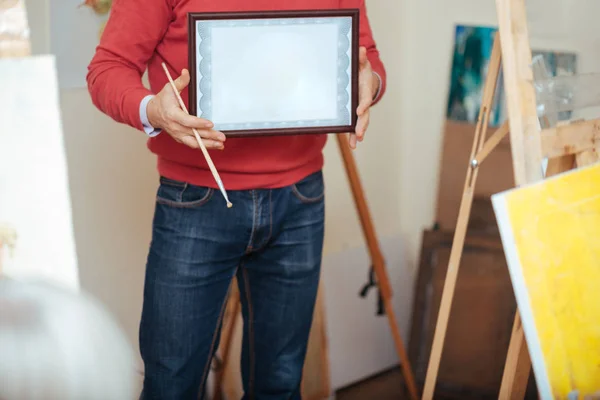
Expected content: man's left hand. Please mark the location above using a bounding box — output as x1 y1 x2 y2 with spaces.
349 46 380 149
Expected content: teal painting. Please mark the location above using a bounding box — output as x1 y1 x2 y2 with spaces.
445 24 577 127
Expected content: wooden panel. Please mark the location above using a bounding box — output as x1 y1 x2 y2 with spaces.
409 229 538 399
435 120 515 231
541 119 600 159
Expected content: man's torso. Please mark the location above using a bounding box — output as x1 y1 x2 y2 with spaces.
147 0 353 190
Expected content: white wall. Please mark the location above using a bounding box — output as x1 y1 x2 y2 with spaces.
24 0 600 389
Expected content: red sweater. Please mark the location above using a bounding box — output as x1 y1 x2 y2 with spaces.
87 0 386 190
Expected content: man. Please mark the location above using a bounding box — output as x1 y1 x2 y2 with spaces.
87 0 386 399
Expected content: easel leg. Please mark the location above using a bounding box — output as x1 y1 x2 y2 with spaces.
336 134 419 400
421 33 503 400
498 313 531 400
213 283 241 400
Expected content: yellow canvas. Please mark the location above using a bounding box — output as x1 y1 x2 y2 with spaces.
492 162 600 400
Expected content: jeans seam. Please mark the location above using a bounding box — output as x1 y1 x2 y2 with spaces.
254 189 273 252
291 184 325 204
267 190 273 247
178 183 188 202
245 190 258 254
197 278 235 398
241 267 255 399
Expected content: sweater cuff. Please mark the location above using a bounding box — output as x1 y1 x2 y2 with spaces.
125 87 155 132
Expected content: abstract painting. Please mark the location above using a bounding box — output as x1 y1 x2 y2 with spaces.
446 25 502 126
446 24 577 127
492 163 600 399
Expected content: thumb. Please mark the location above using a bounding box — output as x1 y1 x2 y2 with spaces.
173 69 190 92
359 47 368 66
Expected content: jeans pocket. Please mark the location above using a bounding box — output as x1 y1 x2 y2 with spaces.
291 170 325 204
156 176 214 208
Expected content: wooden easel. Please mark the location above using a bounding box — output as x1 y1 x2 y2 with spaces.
211 134 420 400
335 134 419 400
421 1 600 399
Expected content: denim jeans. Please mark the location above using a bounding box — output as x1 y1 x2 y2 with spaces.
139 170 325 400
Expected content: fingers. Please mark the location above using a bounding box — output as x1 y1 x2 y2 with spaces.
194 128 226 143
173 69 190 92
359 46 368 66
357 95 372 116
169 107 215 130
355 111 370 141
167 117 226 150
179 133 225 150
348 110 370 150
349 133 358 149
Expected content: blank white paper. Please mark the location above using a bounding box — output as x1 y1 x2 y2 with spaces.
195 17 353 131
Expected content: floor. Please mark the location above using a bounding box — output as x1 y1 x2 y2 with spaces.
334 367 541 400
335 368 406 400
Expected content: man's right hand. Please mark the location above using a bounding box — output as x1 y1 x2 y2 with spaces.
147 68 226 150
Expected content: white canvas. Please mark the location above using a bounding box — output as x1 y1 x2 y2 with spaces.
0 55 79 290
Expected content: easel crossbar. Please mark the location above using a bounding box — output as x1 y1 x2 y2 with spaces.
474 121 510 166
541 118 600 158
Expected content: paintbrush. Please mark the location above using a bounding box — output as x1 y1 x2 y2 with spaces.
161 62 232 208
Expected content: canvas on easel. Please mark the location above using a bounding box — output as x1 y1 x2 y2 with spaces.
0 1 79 289
492 163 600 399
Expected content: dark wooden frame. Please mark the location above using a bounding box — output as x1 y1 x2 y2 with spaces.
187 9 360 137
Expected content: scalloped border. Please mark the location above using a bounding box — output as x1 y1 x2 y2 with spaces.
196 16 352 131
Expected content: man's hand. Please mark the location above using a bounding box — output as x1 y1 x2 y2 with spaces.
147 69 226 150
349 47 380 149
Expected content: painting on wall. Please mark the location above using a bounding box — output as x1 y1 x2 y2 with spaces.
446 25 502 126
445 24 578 127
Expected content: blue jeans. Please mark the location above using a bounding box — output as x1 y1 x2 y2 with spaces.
139 171 325 400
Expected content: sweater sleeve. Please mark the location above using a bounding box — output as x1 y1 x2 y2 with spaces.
86 0 173 131
345 0 387 105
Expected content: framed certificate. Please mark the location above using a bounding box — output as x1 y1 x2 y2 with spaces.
188 9 359 137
